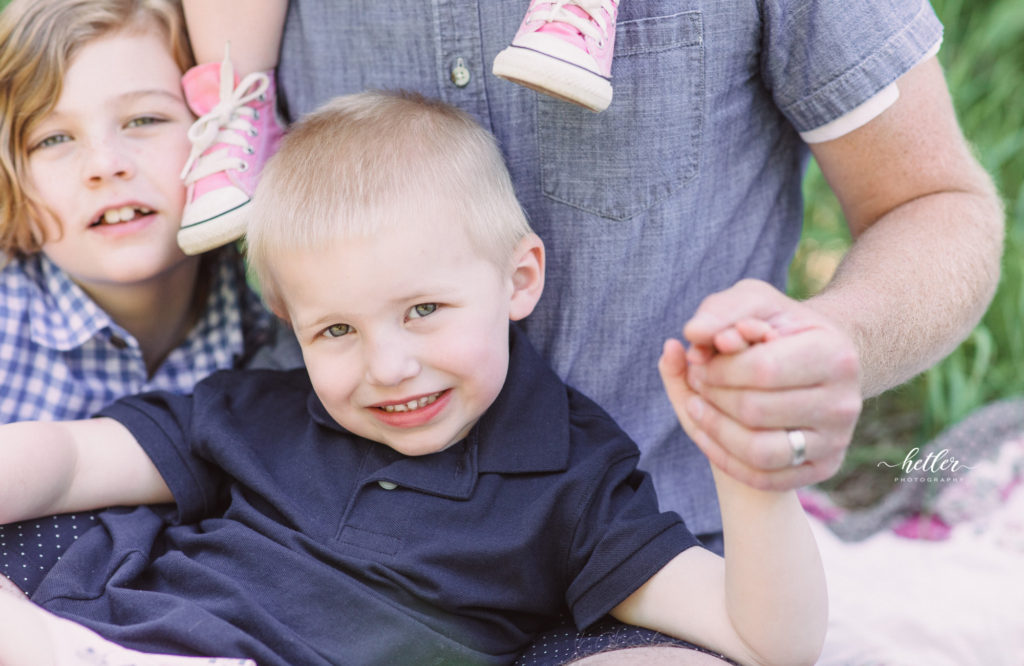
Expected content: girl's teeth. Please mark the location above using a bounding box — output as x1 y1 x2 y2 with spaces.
101 206 150 224
381 392 441 413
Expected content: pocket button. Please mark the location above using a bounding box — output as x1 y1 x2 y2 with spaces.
450 57 471 88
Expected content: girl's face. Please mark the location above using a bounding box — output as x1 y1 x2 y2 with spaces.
25 28 195 294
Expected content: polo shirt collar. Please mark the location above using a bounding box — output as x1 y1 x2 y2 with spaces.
474 324 571 474
307 324 571 498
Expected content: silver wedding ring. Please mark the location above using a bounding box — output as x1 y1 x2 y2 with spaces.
786 429 807 467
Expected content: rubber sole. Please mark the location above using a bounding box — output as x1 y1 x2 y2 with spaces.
177 200 249 255
493 45 612 112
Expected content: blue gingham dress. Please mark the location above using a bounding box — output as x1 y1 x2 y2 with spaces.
0 247 274 593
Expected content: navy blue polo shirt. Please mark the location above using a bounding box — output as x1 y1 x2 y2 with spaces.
33 326 700 665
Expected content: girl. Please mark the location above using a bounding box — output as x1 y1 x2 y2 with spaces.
0 0 275 596
176 0 619 254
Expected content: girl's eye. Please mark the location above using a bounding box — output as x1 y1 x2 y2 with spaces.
126 116 163 129
323 323 352 338
31 133 71 152
409 303 438 319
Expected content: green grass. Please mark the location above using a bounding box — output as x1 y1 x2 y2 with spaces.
791 0 1024 505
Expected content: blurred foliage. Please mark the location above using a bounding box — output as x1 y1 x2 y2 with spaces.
792 0 1024 505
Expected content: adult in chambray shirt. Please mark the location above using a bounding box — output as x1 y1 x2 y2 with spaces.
276 0 1003 662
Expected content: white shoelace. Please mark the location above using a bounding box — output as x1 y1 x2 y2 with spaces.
180 50 270 185
528 0 616 45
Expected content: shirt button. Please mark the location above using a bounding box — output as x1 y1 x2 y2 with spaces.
378 480 398 490
109 335 128 349
450 57 470 88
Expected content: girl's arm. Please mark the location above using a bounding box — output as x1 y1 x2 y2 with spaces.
609 335 827 666
0 418 172 525
0 575 256 666
182 0 288 74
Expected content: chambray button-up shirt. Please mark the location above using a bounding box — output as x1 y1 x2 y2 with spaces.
278 0 943 536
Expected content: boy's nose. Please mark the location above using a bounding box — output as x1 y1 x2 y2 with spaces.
82 136 135 185
363 337 421 387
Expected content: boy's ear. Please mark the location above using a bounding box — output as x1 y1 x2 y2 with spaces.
271 307 291 325
265 294 291 325
508 233 545 321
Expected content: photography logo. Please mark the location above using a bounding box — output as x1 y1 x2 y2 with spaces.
877 447 975 484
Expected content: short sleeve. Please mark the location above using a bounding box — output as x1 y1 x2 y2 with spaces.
762 0 944 134
98 389 225 524
565 453 702 629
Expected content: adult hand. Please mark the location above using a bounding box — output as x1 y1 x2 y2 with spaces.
670 279 863 491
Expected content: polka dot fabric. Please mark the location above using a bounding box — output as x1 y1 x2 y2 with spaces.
514 616 734 665
1 514 97 593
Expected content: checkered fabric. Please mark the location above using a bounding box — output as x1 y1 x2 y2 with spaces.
1 246 274 592
0 248 271 421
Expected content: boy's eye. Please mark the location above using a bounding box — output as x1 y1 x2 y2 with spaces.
31 133 72 152
323 323 352 338
409 303 438 319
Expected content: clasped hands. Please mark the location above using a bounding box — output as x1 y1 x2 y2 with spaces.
659 279 863 491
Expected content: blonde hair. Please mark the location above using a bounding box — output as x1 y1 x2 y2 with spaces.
0 0 193 256
246 90 533 313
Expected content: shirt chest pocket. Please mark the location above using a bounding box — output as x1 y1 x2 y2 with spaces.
537 10 704 221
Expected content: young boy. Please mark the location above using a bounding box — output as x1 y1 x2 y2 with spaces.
0 91 826 666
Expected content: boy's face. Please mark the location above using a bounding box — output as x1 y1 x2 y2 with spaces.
25 29 195 292
273 218 543 457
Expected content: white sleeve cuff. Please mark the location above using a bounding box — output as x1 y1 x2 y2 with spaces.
799 40 942 144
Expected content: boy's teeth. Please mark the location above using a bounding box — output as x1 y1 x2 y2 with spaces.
381 392 441 413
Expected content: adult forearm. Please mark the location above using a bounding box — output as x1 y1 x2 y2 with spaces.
806 55 1005 399
806 187 1004 398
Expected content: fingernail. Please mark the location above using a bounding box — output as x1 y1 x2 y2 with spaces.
687 396 705 420
688 366 706 389
688 314 717 330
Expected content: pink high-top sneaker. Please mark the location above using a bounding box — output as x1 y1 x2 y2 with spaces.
177 50 285 255
492 0 619 112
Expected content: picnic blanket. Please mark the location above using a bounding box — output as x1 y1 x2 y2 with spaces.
799 398 1024 666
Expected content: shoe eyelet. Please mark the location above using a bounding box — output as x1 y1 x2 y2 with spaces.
238 162 249 172
253 110 261 120
258 93 267 102
246 146 255 155
248 128 259 137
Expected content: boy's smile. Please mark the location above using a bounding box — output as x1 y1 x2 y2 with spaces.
273 215 542 457
371 389 450 427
